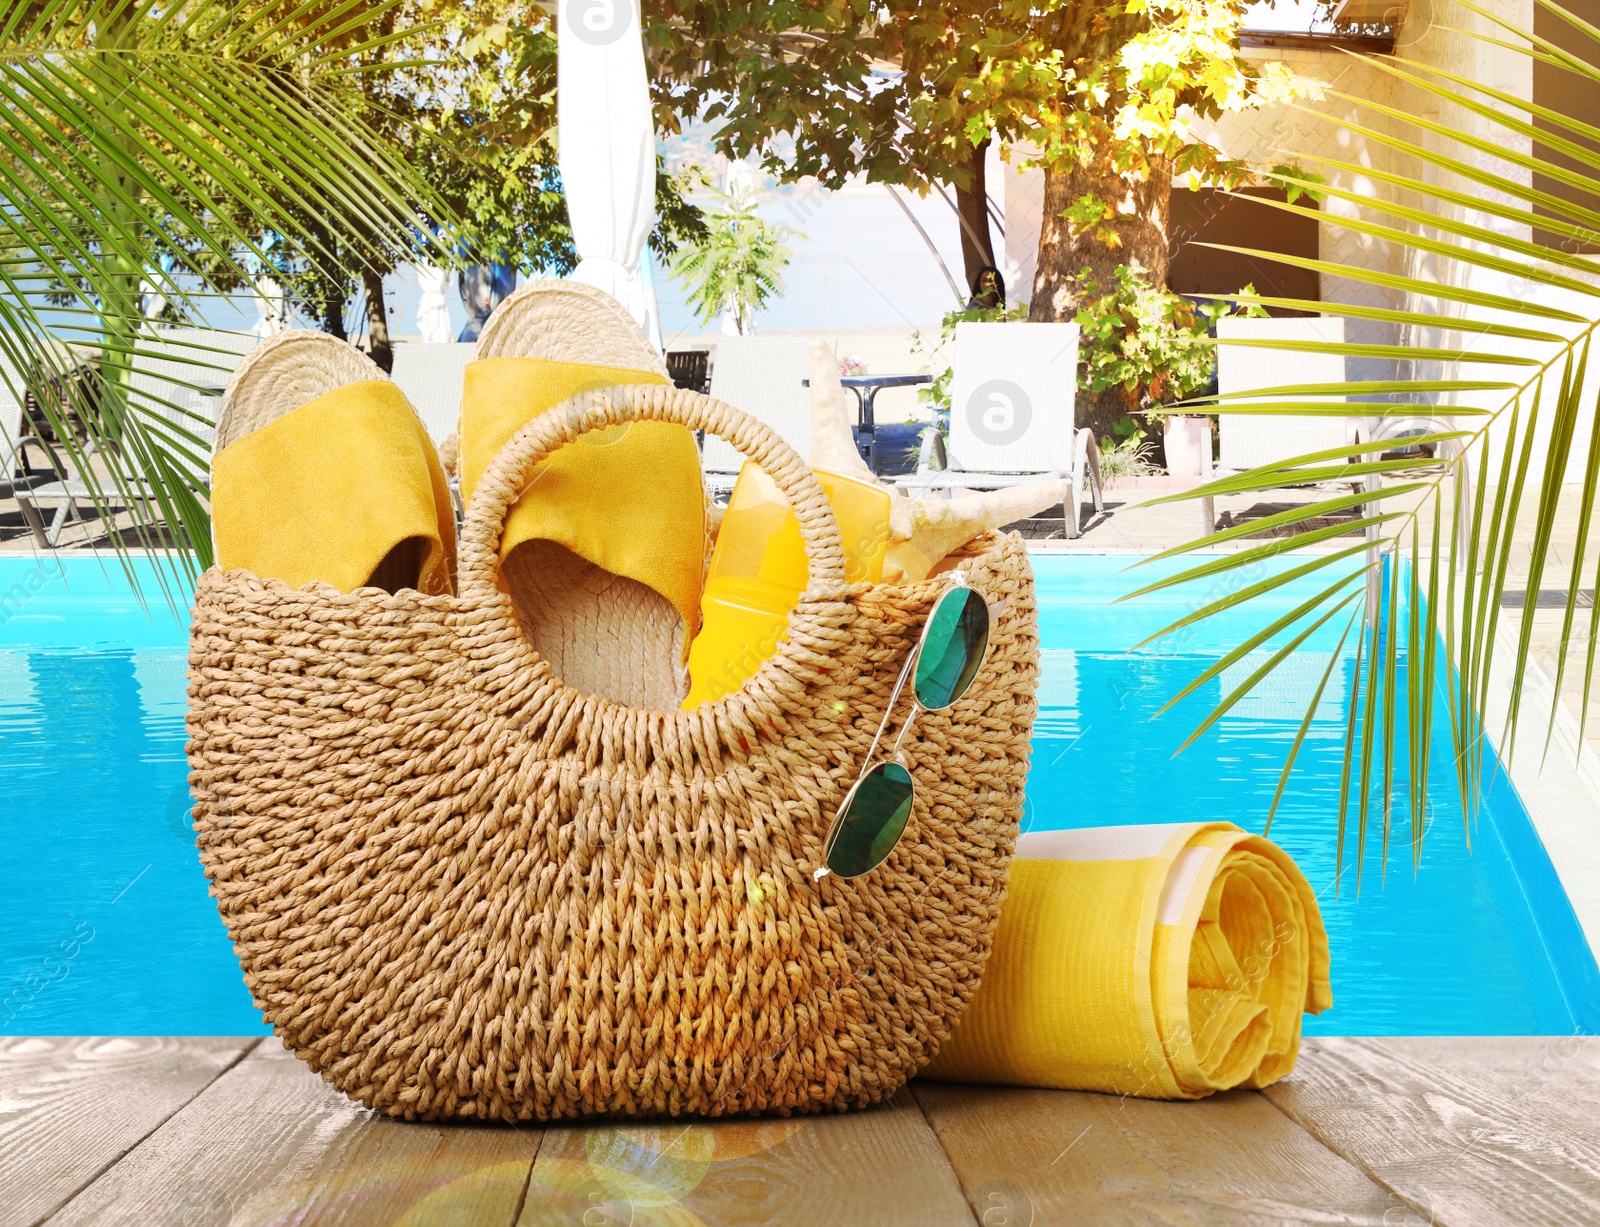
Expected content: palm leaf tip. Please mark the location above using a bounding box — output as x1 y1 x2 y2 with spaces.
0 0 454 591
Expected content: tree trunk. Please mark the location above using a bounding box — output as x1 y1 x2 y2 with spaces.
320 277 347 341
953 138 997 300
362 267 392 373
1031 157 1173 440
1022 1 1168 440
314 240 347 340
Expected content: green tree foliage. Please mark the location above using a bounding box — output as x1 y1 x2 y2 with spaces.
270 5 705 363
1075 264 1263 417
270 2 569 365
649 0 1314 433
651 1 1309 303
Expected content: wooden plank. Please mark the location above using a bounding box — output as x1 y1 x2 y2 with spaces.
911 1079 1409 1226
47 1038 543 1227
0 1035 254 1227
520 1088 976 1227
1264 1036 1600 1227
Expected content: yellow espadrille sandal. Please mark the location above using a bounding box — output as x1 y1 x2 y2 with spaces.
457 280 706 709
211 331 456 596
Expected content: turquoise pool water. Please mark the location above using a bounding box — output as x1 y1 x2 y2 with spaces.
1 553 1597 1035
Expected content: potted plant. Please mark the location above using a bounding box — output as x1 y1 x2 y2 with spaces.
1158 409 1212 479
1075 263 1264 476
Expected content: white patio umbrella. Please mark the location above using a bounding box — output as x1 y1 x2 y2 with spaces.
252 275 288 338
414 264 454 343
557 0 662 349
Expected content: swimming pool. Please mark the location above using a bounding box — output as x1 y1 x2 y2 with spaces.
1 552 1597 1035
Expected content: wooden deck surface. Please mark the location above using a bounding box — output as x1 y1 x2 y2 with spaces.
4 1037 1598 1226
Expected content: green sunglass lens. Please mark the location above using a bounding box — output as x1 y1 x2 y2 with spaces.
828 762 915 878
913 586 990 710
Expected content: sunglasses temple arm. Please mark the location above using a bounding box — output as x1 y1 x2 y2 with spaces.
888 702 921 762
855 641 921 785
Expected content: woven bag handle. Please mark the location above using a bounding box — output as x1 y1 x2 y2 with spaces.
458 382 849 601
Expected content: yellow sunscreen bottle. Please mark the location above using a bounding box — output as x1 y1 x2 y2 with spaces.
683 462 890 708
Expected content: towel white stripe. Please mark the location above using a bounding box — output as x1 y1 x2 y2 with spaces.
1156 846 1211 926
1016 823 1187 863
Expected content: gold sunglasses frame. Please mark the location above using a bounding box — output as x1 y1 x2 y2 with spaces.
816 574 992 880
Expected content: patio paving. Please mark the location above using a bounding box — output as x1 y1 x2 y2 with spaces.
2 1034 1596 1226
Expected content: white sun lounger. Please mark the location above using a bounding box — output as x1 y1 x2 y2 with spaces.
0 350 71 545
1204 317 1361 534
127 328 259 457
896 321 1103 537
390 342 475 449
389 342 476 520
0 341 100 548
702 336 819 494
10 329 258 547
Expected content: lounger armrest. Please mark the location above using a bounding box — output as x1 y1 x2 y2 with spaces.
7 433 44 457
13 431 83 484
4 434 57 480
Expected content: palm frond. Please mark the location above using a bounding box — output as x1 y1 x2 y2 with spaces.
0 1 449 590
1154 0 1600 869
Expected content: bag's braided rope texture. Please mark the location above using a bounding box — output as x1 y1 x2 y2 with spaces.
187 383 1039 1121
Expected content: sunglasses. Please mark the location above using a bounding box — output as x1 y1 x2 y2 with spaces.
816 575 992 881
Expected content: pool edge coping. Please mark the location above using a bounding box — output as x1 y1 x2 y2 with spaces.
1485 624 1600 972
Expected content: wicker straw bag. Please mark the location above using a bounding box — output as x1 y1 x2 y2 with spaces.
187 382 1039 1121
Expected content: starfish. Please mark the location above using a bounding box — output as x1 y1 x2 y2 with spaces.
803 342 1072 582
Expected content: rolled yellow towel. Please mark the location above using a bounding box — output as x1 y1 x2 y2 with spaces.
924 822 1331 1099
